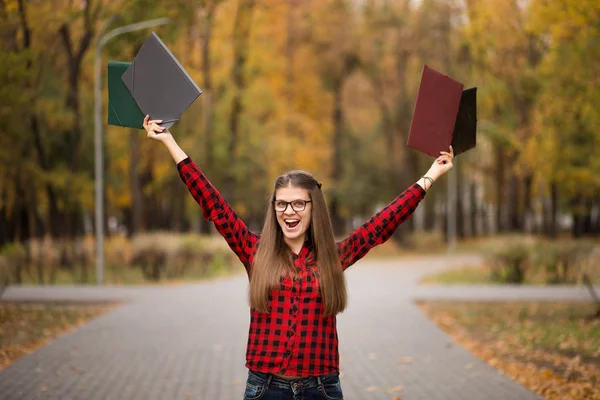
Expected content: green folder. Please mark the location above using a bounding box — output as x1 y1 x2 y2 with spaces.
108 61 145 129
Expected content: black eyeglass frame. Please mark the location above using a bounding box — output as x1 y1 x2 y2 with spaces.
272 199 312 212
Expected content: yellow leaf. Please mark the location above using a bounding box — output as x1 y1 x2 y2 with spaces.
387 385 404 393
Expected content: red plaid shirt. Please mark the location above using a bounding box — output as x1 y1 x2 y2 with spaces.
177 158 426 376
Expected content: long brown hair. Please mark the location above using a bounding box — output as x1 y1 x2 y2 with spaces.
250 170 347 316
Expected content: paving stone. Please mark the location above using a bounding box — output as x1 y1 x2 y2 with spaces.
0 255 563 399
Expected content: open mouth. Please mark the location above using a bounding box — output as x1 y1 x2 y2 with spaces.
285 219 300 229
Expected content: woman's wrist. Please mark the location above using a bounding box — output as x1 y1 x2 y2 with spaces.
163 134 188 164
422 172 438 183
417 168 441 191
162 133 175 146
420 176 434 191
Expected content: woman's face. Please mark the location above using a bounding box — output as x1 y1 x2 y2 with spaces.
274 187 312 243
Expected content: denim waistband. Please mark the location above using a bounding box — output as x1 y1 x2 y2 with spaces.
248 370 339 391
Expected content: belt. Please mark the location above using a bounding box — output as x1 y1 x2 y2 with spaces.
248 370 339 391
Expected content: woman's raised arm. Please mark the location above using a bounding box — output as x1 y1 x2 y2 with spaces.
144 116 259 272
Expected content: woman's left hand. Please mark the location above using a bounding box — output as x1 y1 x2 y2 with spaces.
427 146 454 180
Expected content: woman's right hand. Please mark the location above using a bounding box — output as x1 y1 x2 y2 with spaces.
143 115 172 142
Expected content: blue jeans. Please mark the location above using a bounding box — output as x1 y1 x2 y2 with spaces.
243 370 344 400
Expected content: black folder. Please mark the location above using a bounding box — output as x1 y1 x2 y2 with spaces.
451 87 477 156
121 32 202 130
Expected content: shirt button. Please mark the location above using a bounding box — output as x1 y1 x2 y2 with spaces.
287 330 294 337
284 350 291 357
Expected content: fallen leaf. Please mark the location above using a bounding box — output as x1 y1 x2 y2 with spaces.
1 303 117 371
417 300 600 400
387 385 404 393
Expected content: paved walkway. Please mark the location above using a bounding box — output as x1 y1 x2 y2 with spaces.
2 254 594 400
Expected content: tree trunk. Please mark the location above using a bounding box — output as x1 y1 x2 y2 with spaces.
462 179 473 238
549 181 558 238
571 198 592 238
171 180 187 232
199 3 217 235
507 168 521 231
16 0 59 240
495 145 505 232
583 199 593 235
57 2 98 240
140 166 154 231
472 181 482 237
394 47 418 241
330 81 345 236
201 3 215 171
523 175 533 233
456 164 466 238
225 0 256 202
423 190 436 231
285 0 297 137
129 128 143 237
593 202 600 234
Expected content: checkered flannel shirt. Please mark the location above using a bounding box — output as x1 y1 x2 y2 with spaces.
177 157 426 376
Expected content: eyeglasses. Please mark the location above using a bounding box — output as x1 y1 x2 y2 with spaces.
273 199 312 212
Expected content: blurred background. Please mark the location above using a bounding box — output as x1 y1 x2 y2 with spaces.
0 0 599 285
0 2 599 398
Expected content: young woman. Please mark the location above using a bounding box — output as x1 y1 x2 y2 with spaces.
143 116 454 400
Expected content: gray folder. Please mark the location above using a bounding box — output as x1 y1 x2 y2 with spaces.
121 32 202 130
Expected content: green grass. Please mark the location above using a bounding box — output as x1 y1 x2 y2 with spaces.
418 300 600 400
2 233 246 286
420 265 494 284
421 264 600 285
358 235 499 259
15 259 243 286
418 300 600 357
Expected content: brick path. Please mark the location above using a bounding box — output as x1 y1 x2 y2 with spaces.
2 254 590 400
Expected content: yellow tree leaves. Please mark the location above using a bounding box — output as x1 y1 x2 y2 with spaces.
524 0 600 201
2 0 598 239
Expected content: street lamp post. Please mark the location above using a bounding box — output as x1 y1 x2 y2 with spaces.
94 17 169 285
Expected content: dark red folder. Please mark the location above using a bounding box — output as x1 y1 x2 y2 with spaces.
407 65 467 157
